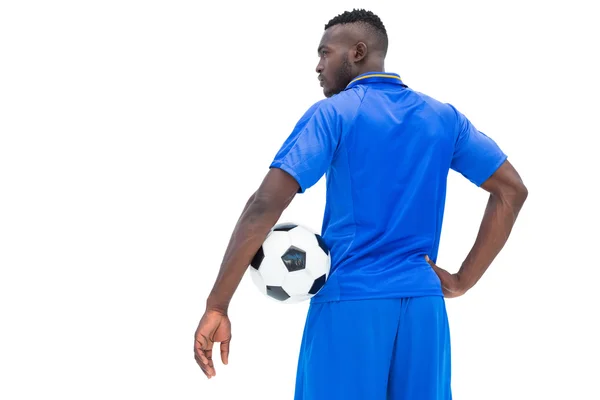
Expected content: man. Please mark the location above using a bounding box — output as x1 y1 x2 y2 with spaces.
194 8 528 400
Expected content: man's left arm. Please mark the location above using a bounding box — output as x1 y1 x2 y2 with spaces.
428 105 527 297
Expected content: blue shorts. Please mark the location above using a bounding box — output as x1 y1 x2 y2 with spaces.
294 296 451 400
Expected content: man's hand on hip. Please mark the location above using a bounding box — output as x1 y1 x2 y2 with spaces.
426 255 466 298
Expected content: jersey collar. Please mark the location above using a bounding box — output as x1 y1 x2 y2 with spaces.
345 72 408 90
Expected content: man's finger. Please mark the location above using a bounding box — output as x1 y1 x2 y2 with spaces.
195 349 209 365
205 348 214 366
196 353 216 378
195 354 215 378
194 336 211 365
429 261 451 279
194 354 207 375
425 255 436 267
220 338 230 365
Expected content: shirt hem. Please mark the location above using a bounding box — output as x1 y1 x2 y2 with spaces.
309 288 444 304
269 161 306 193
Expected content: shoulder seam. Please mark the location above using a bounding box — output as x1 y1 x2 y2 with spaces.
331 87 368 157
347 86 369 130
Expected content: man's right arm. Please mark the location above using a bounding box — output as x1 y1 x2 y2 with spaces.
455 159 528 293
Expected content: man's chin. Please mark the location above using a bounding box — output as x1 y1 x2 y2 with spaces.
322 87 337 98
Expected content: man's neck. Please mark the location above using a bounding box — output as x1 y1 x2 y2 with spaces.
355 63 385 77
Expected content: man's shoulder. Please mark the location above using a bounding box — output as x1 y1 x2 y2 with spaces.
292 92 361 132
403 89 462 124
309 88 366 121
408 89 452 110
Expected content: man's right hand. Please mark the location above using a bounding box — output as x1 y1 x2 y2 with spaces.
194 309 231 379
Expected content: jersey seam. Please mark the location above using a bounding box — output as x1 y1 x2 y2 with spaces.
337 86 370 301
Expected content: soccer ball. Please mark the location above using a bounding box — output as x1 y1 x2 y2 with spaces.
248 223 330 303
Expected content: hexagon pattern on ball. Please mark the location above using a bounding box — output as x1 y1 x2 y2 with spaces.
305 245 330 281
248 222 331 303
288 226 320 254
262 231 291 259
282 269 316 296
315 234 330 256
281 246 306 272
272 223 297 232
250 246 264 270
248 267 267 296
260 255 288 287
266 285 290 301
308 274 327 295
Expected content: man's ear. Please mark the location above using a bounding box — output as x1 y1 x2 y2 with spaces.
353 42 368 62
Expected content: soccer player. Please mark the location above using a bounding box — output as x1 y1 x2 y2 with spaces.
194 8 528 400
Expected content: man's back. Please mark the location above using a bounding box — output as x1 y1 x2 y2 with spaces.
270 72 507 303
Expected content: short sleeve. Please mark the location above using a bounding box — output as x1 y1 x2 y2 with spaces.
270 100 340 193
449 105 508 186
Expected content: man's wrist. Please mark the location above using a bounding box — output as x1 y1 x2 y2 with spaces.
206 294 229 315
455 268 474 295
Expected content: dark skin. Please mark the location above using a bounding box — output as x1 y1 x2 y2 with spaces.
426 160 528 297
194 23 528 378
317 23 387 98
194 168 299 379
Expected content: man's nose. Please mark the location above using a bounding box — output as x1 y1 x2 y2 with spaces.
316 60 324 74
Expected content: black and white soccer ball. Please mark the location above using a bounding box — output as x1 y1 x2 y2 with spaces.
248 223 330 304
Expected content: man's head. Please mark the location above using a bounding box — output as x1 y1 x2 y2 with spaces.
317 9 388 98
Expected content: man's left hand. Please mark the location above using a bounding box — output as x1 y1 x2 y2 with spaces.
425 255 466 298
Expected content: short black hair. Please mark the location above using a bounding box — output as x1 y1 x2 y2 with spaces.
324 9 388 53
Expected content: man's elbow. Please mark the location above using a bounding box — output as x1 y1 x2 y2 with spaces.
252 188 296 215
516 182 528 205
247 193 285 221
506 181 528 212
245 192 257 208
489 176 528 211
482 160 528 211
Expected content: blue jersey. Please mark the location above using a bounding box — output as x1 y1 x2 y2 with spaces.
270 72 507 303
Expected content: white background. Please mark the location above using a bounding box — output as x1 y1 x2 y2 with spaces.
1 0 598 399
